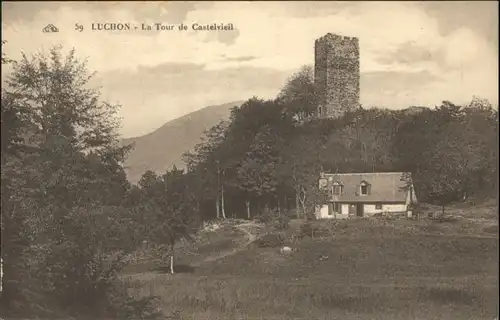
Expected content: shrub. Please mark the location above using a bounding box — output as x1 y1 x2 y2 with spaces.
273 215 290 231
298 222 331 238
105 281 162 320
18 206 161 319
255 206 282 224
299 223 314 238
253 233 285 248
435 216 460 223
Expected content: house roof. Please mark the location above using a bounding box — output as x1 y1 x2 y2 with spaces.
319 172 411 203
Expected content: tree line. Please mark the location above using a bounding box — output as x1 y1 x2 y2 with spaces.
1 45 497 319
183 66 498 220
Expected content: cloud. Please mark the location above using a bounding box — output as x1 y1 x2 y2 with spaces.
93 62 291 137
1 2 215 26
135 62 206 76
363 70 440 90
201 27 240 45
222 55 257 62
361 70 442 108
376 42 439 65
159 2 211 24
419 1 498 45
441 27 490 69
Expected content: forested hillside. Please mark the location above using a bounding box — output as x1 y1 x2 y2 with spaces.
177 66 498 221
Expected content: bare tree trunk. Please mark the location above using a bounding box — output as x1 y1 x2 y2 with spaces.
216 161 221 218
277 197 281 217
169 244 174 274
300 199 307 218
215 197 220 219
409 185 413 204
299 186 307 218
246 200 251 220
295 192 300 218
221 179 227 219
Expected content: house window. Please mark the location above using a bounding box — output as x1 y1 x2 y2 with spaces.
375 203 382 210
332 181 343 195
318 106 323 116
361 185 368 195
360 181 371 195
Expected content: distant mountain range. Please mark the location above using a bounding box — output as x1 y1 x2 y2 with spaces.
401 106 429 115
121 101 244 184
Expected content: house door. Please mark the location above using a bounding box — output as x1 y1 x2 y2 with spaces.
356 203 364 217
328 203 333 215
348 204 356 216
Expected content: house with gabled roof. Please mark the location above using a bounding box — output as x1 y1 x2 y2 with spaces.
316 172 417 219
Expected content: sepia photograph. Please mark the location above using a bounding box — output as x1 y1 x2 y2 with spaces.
1 1 498 319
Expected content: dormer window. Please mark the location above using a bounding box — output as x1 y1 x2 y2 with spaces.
332 181 344 196
360 180 371 195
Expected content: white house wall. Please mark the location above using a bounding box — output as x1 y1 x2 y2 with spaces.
363 203 407 216
316 205 349 219
316 205 330 219
316 203 407 219
341 204 349 215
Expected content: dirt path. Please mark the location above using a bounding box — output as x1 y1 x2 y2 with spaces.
121 223 264 281
193 223 260 266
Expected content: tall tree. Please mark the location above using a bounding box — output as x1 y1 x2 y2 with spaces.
1 45 153 319
276 129 324 218
235 126 280 219
183 120 230 218
1 40 36 315
136 167 198 273
277 65 317 121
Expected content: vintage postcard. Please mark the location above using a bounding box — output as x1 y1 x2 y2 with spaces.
1 1 498 319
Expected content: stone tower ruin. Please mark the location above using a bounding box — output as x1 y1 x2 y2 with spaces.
314 33 360 118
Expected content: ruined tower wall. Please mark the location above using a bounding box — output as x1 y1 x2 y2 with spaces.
315 33 360 118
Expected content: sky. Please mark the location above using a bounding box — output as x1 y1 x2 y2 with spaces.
2 1 498 138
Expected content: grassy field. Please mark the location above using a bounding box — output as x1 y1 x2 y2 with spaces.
122 203 498 320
